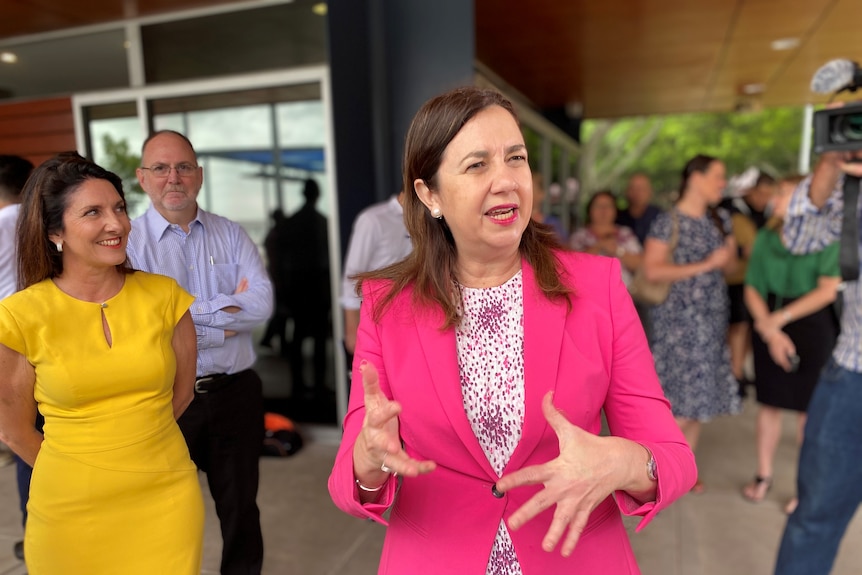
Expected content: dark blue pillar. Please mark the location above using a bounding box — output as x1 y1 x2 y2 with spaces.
327 0 474 256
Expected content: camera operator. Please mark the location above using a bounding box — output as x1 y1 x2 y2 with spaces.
773 140 862 575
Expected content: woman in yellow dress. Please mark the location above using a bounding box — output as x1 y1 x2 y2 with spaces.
0 153 204 574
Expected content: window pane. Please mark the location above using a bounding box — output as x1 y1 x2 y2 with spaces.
0 30 128 100
84 102 148 218
141 3 326 84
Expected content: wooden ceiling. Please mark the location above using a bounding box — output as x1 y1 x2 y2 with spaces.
3 0 862 119
476 0 862 118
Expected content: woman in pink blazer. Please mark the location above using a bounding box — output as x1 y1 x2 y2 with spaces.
329 87 697 574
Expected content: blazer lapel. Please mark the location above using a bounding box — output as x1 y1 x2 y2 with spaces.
415 307 498 478
505 259 566 473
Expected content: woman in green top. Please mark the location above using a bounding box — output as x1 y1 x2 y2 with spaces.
742 176 841 512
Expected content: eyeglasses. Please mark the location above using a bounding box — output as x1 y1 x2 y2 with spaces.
140 163 198 178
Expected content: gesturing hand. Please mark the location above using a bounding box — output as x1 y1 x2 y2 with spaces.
352 361 436 486
494 392 631 557
766 330 797 372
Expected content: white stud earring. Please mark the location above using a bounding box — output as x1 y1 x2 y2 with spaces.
55 241 63 253
431 208 442 219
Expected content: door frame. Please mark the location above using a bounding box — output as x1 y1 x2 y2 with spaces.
71 65 348 423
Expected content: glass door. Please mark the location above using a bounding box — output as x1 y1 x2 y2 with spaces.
74 69 344 424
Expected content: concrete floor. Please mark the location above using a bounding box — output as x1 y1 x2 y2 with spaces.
0 348 860 573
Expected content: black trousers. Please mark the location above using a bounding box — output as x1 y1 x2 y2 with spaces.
179 369 264 575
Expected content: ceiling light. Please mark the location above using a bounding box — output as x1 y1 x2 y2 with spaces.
741 83 766 95
0 52 18 64
771 38 800 51
312 3 327 16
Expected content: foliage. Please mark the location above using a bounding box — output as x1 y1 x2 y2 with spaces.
100 134 144 196
579 107 806 206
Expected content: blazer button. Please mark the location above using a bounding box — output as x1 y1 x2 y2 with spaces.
491 484 504 498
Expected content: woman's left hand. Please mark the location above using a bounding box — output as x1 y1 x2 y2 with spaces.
494 392 638 557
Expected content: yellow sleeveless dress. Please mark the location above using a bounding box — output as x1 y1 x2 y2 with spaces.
0 272 204 575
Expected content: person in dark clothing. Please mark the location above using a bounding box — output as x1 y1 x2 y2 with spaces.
283 179 331 399
260 209 290 353
616 173 663 246
616 173 663 341
720 172 777 395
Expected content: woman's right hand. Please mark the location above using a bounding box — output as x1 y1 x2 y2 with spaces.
352 361 436 488
765 330 797 372
704 244 732 272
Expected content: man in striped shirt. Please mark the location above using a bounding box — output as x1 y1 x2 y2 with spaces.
774 149 862 575
128 130 273 574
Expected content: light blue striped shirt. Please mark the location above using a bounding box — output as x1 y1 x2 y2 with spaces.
783 174 862 372
127 205 273 378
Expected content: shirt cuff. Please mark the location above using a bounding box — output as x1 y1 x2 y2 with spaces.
196 325 224 349
190 293 235 322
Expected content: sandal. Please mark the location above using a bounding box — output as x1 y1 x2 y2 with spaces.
742 475 772 503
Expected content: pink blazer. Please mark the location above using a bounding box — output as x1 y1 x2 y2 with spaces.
329 252 696 574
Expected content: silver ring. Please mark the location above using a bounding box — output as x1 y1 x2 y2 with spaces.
380 453 393 474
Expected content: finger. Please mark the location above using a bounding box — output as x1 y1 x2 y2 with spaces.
235 278 249 294
360 364 402 438
774 350 791 371
507 490 556 531
541 391 572 437
558 510 591 557
839 161 862 177
360 360 386 409
495 464 546 493
540 508 573 553
379 451 437 477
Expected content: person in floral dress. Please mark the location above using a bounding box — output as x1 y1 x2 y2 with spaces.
643 154 741 493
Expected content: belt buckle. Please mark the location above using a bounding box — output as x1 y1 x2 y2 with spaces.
194 376 215 394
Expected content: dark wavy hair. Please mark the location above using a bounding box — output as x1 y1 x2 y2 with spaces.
585 190 618 225
678 154 728 237
357 86 569 328
17 152 132 289
0 155 34 202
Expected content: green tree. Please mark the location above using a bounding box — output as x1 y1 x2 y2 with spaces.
579 107 805 206
101 134 143 197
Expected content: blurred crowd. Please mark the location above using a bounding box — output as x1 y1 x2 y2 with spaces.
537 161 840 509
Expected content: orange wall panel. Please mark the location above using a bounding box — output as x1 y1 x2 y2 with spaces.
0 97 76 165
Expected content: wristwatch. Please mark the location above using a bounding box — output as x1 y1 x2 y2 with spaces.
645 448 657 482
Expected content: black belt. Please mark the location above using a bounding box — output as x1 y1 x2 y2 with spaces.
194 372 240 394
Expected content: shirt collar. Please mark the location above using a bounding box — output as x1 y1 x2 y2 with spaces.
387 194 403 215
142 203 205 240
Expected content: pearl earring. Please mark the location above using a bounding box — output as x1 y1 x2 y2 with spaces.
55 241 63 253
431 208 442 219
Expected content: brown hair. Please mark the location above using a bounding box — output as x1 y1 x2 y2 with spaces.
585 190 618 225
678 154 727 237
357 86 569 328
17 152 132 289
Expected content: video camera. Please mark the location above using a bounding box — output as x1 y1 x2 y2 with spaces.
811 59 862 153
813 104 862 153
